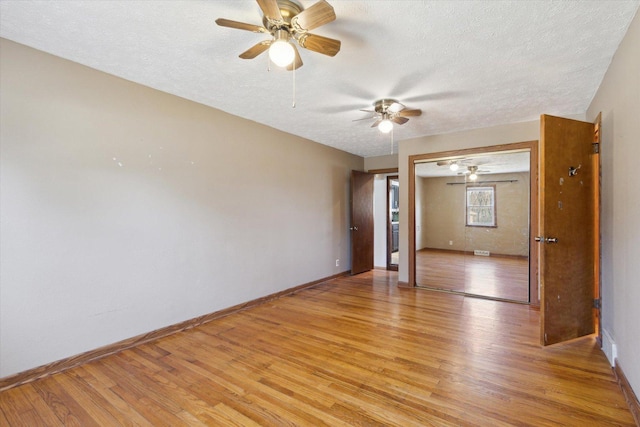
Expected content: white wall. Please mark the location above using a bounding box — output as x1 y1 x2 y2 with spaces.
587 9 640 394
0 39 363 377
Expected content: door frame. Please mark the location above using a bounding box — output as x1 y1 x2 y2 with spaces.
593 112 602 347
408 140 540 306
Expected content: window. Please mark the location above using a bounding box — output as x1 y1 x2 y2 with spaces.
466 186 496 227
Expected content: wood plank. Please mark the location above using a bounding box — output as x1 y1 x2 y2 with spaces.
0 270 635 426
416 248 529 301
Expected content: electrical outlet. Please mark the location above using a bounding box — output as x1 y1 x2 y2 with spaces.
335 259 340 267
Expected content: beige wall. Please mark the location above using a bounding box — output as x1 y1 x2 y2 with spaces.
0 39 363 377
417 173 529 257
364 154 399 171
587 9 640 395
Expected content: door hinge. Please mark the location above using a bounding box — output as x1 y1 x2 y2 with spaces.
592 143 600 154
593 298 601 309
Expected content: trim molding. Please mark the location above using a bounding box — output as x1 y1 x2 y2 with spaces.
418 247 528 260
614 360 640 426
398 281 412 288
0 271 350 392
367 168 398 174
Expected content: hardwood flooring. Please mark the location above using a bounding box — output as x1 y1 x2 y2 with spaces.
1 270 634 426
416 248 530 302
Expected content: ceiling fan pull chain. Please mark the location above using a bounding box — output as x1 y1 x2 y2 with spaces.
390 127 394 154
292 63 296 108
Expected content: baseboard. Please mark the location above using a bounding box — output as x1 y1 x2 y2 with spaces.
418 247 527 259
614 360 640 426
0 270 350 392
398 281 412 288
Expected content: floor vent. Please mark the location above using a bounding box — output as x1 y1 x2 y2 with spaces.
474 250 490 256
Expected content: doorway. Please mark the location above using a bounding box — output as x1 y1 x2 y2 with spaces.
387 176 399 271
409 141 539 305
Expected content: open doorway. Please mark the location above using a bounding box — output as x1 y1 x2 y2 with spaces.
372 171 399 270
409 141 539 305
387 176 399 271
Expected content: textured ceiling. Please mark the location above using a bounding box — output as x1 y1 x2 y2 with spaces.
1 1 638 158
415 151 530 178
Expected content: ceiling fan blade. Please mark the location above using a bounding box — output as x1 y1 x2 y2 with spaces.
239 41 271 59
371 119 382 128
436 161 450 166
292 0 336 31
256 0 283 21
299 33 341 57
216 18 267 33
286 44 303 71
388 102 405 113
359 109 375 113
353 115 376 122
397 108 422 117
392 116 410 125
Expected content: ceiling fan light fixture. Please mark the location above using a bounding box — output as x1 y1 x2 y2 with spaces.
469 172 478 181
269 30 295 67
449 162 459 171
378 119 393 134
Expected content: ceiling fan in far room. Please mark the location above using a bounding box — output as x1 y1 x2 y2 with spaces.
459 165 491 181
436 158 471 172
356 99 422 134
216 0 341 70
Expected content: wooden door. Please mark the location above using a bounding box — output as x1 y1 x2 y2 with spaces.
351 170 374 275
539 115 597 345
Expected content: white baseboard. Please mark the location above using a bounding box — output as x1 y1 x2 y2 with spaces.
602 328 617 367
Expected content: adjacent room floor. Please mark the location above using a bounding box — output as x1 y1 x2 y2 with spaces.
416 248 530 302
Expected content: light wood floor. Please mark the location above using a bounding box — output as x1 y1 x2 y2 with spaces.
417 248 530 302
1 270 634 426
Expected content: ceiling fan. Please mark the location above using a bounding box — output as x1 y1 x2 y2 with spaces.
357 99 422 134
216 0 341 70
459 165 491 181
436 159 470 172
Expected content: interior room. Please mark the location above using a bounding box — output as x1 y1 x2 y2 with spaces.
1 1 639 425
414 150 531 302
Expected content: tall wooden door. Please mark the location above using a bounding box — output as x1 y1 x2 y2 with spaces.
539 114 598 346
351 170 374 275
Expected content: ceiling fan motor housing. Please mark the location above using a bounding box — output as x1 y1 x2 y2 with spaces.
262 0 303 30
374 99 400 114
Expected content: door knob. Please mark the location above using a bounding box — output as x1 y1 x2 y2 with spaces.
535 236 543 242
350 226 358 231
